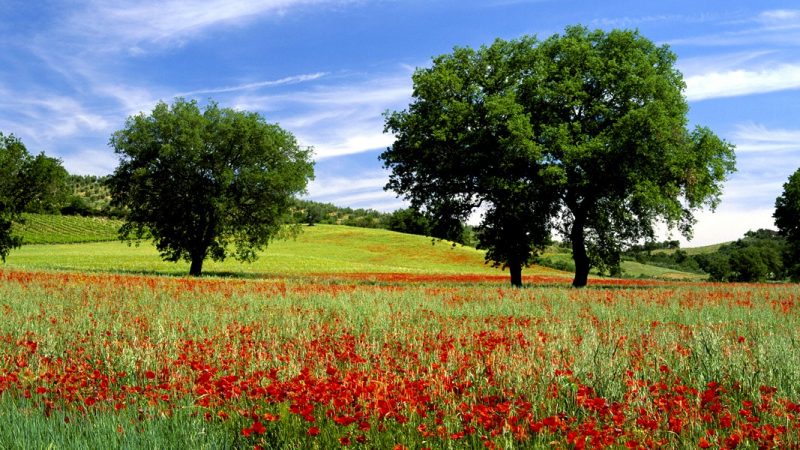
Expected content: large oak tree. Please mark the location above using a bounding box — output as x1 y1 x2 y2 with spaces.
382 26 735 287
108 99 314 276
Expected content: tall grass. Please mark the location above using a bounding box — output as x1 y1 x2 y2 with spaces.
0 270 798 448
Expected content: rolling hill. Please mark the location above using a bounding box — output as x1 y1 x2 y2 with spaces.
8 214 706 280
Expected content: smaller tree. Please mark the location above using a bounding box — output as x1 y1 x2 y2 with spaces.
107 99 314 276
304 203 324 226
774 168 800 280
21 153 69 213
1 132 69 261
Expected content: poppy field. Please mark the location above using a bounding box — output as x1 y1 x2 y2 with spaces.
1 268 799 449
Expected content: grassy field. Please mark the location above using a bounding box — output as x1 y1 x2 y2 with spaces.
1 215 799 448
538 248 707 281
5 224 552 279
619 260 707 281
11 214 714 281
653 242 729 256
0 269 798 449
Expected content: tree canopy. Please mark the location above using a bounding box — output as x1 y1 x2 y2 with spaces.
774 167 800 280
0 132 69 261
107 99 314 276
381 26 736 287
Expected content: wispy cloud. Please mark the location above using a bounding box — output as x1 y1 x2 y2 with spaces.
59 148 120 176
306 173 405 211
308 175 388 198
677 50 776 76
175 72 327 97
732 123 800 153
670 9 800 47
697 123 800 241
68 0 360 53
685 63 800 101
0 94 110 143
756 9 800 28
227 73 412 158
592 13 716 29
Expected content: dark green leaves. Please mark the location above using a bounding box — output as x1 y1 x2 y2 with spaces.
108 99 314 276
0 132 69 261
774 168 800 280
382 26 736 286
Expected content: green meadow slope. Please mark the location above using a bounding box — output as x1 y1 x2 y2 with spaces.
14 213 121 244
8 214 706 280
6 222 524 277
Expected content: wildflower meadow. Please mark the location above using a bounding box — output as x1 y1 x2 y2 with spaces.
1 268 798 449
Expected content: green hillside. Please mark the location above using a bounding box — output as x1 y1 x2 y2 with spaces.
653 242 729 256
7 214 713 280
13 213 122 244
4 223 534 277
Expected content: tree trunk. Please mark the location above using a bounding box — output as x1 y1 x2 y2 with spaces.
189 256 204 277
509 260 523 287
571 216 590 288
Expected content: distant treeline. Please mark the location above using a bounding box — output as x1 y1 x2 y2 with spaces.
622 229 788 282
531 229 791 282
291 200 476 245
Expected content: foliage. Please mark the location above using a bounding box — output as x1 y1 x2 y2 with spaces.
775 168 800 281
290 199 391 229
107 99 314 276
21 153 69 214
0 132 68 261
60 175 127 217
382 26 735 287
533 254 576 273
527 26 735 286
623 240 705 275
382 36 559 286
386 207 431 236
694 229 787 282
289 201 476 245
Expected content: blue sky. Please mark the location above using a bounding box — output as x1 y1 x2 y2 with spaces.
2 0 800 246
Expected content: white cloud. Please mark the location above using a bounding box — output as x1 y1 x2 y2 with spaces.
592 13 712 29
305 172 406 211
732 123 800 152
60 148 120 175
229 74 412 158
677 51 775 77
0 94 111 144
175 72 327 97
307 175 388 198
723 123 800 207
685 64 800 101
668 9 800 47
663 206 776 247
320 190 398 207
70 0 360 52
300 130 395 160
757 9 800 27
